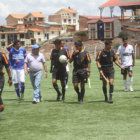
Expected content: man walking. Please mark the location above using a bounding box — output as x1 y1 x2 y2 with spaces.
116 37 135 92
69 41 91 104
50 39 70 102
96 40 124 103
9 40 26 100
24 44 47 104
0 52 12 113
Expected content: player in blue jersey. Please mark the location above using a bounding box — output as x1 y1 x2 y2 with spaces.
7 43 23 92
9 40 26 100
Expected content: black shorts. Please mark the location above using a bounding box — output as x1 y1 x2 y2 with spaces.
73 69 87 83
52 67 66 81
100 67 114 80
0 75 5 105
121 66 132 75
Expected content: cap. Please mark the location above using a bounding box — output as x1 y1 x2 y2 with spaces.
32 44 40 49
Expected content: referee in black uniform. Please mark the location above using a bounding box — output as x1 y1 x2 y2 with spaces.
50 39 70 102
96 40 124 103
0 52 12 112
69 41 91 104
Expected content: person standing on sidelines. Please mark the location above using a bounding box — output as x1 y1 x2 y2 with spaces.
24 44 47 104
50 39 70 102
116 37 135 92
9 40 26 100
0 52 12 113
69 41 91 104
96 40 124 103
61 41 70 89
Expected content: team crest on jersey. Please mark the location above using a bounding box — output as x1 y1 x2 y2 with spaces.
102 54 107 57
80 57 85 61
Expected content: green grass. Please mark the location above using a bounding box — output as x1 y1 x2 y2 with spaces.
0 60 140 140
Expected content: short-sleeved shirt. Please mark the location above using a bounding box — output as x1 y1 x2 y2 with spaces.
50 48 70 68
25 52 45 72
72 49 91 70
116 44 134 67
0 52 9 75
96 49 116 67
9 47 26 70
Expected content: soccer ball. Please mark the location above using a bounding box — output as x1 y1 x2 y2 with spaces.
59 55 67 64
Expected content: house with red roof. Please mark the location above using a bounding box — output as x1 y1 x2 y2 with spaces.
79 15 109 31
6 14 26 26
24 12 46 27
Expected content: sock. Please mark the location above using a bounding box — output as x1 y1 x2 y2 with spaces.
102 86 108 101
129 77 133 88
62 85 65 99
81 88 85 101
123 80 127 89
16 88 20 97
0 95 3 105
53 84 61 95
74 87 80 100
21 85 25 94
109 85 114 94
102 86 107 95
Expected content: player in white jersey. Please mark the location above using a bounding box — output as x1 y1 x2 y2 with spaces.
116 37 135 92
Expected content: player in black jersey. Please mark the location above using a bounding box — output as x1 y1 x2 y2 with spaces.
50 39 70 102
96 40 124 103
0 52 12 113
69 41 91 104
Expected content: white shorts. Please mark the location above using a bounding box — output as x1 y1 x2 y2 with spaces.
66 64 70 72
12 69 25 84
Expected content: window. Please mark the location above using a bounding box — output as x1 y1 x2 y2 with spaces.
38 38 41 42
20 34 24 38
73 14 76 17
73 19 76 23
68 19 71 24
38 32 40 35
64 19 67 23
1 42 5 46
1 34 5 39
105 23 110 30
52 31 54 34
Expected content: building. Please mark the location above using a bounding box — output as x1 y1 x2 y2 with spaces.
0 30 27 47
6 14 26 26
24 12 46 27
79 15 108 31
45 22 62 40
88 18 121 40
48 7 79 32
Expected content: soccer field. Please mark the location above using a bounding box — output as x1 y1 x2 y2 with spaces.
0 60 140 140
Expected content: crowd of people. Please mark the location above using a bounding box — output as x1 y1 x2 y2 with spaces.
0 37 135 113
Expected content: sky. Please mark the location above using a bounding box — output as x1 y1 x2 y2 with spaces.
0 0 131 24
